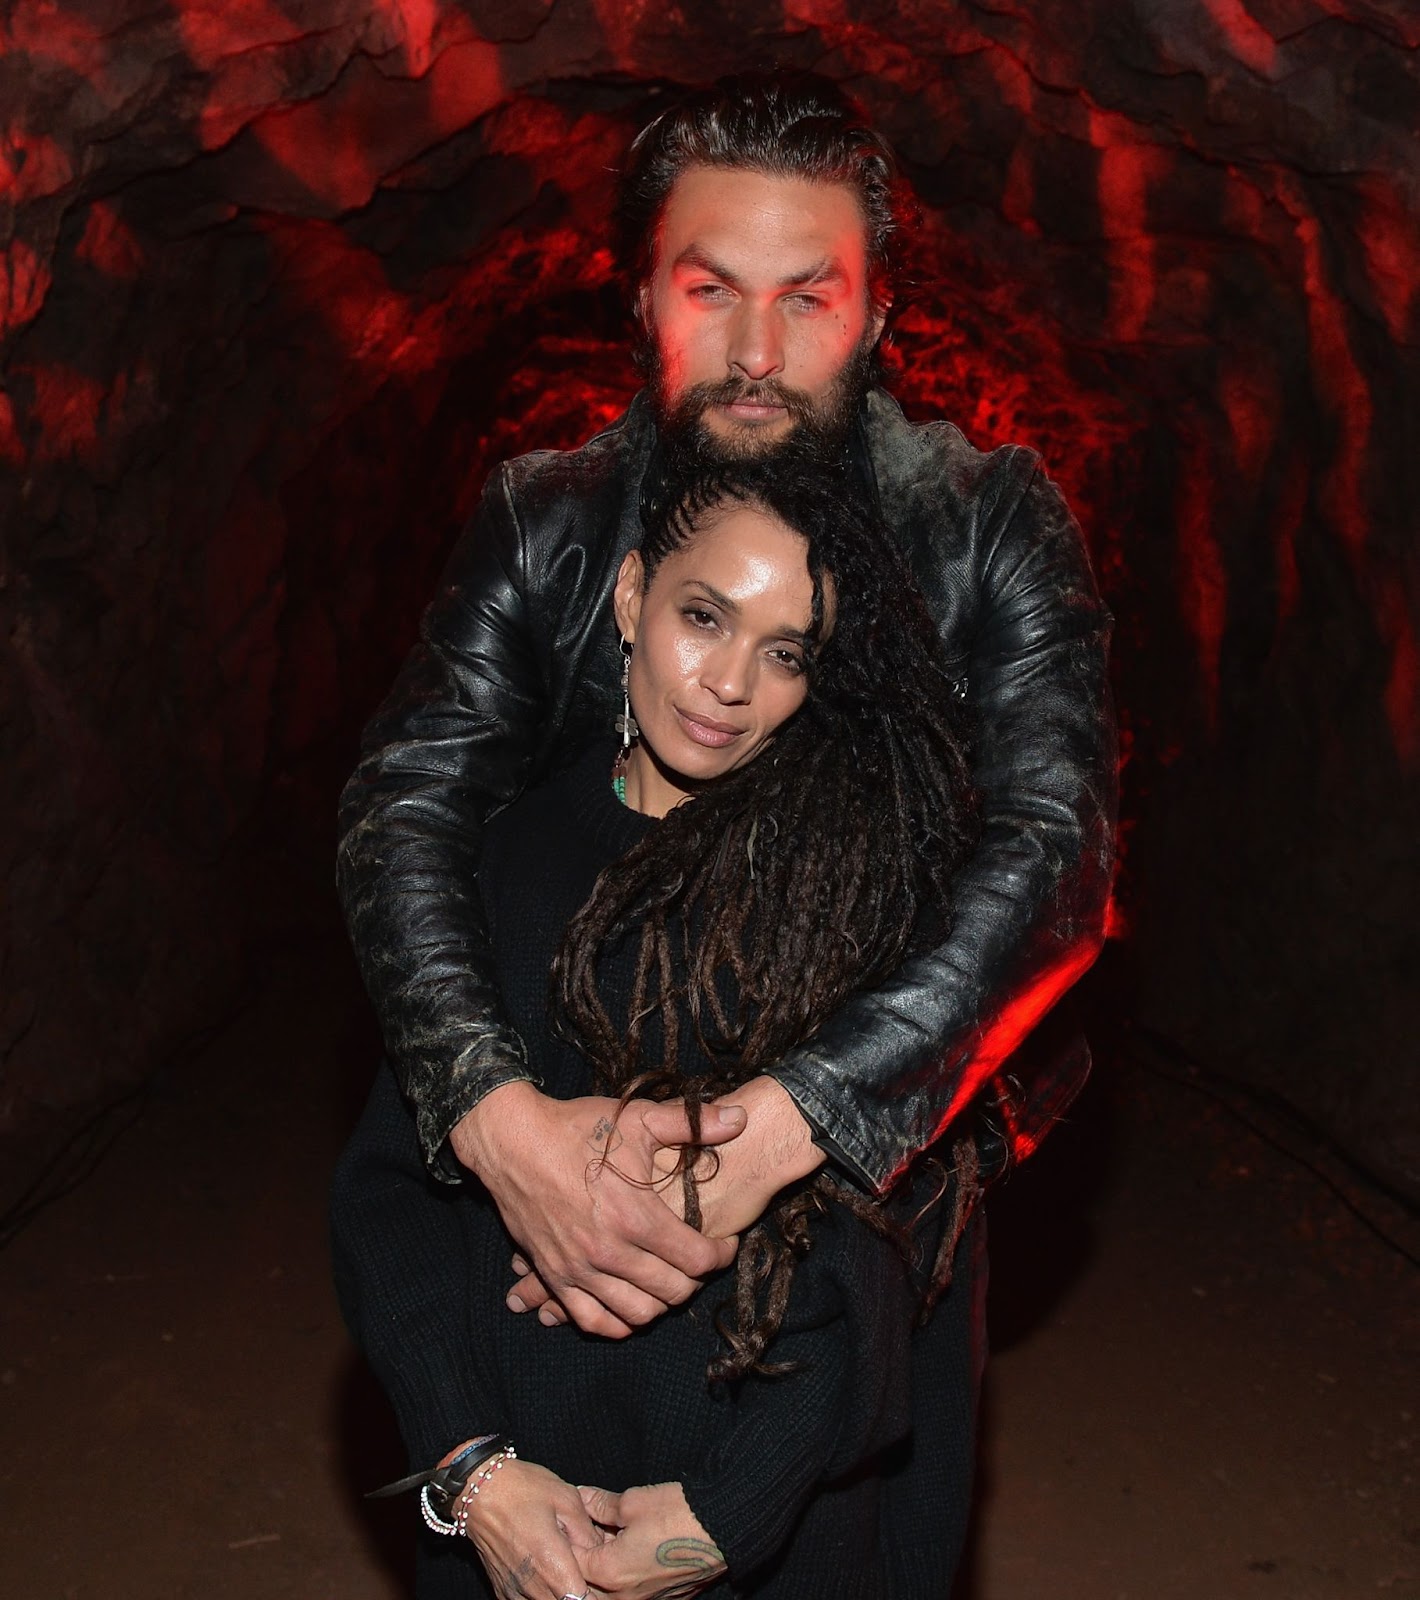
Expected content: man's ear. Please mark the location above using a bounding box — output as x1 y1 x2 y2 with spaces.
869 295 891 348
612 550 645 644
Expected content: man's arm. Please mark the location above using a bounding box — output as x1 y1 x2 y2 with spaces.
337 465 738 1333
504 455 1112 1319
336 464 543 1179
770 455 1117 1194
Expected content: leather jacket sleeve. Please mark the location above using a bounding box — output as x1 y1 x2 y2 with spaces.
336 463 543 1181
768 456 1118 1194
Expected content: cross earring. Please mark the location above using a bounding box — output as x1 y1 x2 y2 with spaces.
616 635 639 752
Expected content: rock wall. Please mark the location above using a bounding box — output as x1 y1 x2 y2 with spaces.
2 1 1416 1195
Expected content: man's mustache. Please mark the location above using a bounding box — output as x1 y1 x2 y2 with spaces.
683 376 816 421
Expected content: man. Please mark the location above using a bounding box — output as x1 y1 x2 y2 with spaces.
336 68 1114 1589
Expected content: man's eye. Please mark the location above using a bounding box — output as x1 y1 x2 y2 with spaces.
786 294 823 311
689 284 731 301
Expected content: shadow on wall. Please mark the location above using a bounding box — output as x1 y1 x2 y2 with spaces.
2 0 1416 1197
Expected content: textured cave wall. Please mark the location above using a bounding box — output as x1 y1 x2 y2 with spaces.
2 1 1417 1195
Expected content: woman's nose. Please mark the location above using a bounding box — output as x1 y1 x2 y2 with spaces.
702 644 754 704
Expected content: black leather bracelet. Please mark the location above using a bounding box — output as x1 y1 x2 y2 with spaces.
425 1435 511 1519
365 1432 511 1514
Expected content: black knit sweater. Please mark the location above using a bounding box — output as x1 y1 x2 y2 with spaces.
332 742 978 1598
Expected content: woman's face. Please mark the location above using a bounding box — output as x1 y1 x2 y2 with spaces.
613 501 819 817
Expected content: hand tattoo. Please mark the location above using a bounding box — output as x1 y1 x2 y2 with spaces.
496 1554 536 1598
655 1534 727 1595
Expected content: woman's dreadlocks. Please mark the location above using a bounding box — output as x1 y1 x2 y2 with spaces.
552 454 980 1380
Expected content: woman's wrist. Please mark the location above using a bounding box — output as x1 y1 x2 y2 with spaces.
448 1446 517 1537
421 1435 515 1530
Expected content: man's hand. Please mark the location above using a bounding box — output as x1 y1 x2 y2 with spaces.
507 1078 824 1327
578 1482 726 1600
449 1082 746 1338
666 1077 825 1240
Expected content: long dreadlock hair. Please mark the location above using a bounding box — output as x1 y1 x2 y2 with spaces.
551 454 980 1381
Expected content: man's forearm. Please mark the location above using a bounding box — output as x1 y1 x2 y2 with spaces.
771 458 1118 1193
336 467 546 1178
677 1078 825 1240
337 770 536 1178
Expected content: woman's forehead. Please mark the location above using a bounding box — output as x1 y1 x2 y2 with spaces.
656 503 816 620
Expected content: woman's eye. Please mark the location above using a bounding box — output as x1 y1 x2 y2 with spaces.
771 649 806 674
684 607 718 629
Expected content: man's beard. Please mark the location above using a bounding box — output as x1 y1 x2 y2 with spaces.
648 333 877 470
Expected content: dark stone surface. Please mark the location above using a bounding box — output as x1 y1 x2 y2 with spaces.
2 1 1416 1197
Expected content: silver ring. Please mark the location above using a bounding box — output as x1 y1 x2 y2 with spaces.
560 1593 589 1600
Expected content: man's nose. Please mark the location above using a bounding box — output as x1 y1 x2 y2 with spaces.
727 302 784 381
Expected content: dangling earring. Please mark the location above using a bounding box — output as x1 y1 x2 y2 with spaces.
616 634 639 753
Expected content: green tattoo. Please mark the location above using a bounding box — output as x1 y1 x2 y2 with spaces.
655 1535 726 1572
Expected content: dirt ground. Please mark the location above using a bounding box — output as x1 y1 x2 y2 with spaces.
1 936 1415 1600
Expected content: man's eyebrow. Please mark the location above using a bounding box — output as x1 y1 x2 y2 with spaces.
671 245 741 284
670 247 850 293
682 580 812 644
778 257 849 290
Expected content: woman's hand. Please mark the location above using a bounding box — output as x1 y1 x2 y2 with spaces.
576 1482 727 1600
458 1456 605 1600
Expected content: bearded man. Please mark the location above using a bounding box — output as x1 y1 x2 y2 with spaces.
334 69 1116 1596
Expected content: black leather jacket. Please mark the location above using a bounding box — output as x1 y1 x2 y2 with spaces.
336 389 1117 1193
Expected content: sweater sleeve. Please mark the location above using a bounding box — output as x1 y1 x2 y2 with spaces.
677 1213 915 1581
330 1065 510 1468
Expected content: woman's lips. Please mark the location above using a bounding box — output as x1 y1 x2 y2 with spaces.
676 708 743 748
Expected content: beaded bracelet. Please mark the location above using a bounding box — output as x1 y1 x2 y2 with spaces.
420 1482 461 1535
453 1446 518 1535
421 1445 517 1537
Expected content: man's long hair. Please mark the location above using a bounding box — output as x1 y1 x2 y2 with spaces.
550 457 979 1380
614 70 919 372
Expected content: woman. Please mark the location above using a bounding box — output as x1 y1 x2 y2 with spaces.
333 454 981 1600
